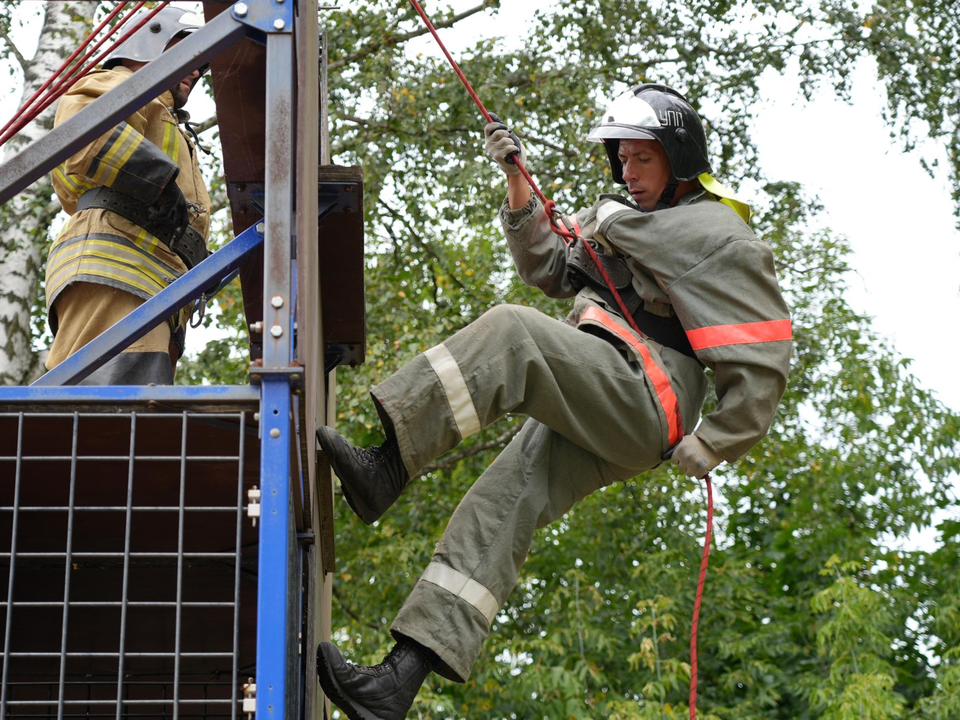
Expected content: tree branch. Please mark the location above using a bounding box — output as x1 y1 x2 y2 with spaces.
329 1 492 71
379 201 472 295
421 423 522 474
331 585 380 631
340 114 578 157
0 25 28 72
192 114 218 135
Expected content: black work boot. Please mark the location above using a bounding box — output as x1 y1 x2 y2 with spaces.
316 640 433 720
316 427 410 524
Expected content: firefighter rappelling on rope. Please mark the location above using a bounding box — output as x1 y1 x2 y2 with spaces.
314 2 793 720
0 1 792 718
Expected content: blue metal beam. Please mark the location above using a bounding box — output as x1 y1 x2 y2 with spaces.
33 224 264 387
0 385 259 405
256 377 294 720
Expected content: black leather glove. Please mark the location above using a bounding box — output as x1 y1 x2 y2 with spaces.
147 181 189 243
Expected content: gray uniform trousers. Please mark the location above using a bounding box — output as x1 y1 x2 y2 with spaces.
372 303 670 683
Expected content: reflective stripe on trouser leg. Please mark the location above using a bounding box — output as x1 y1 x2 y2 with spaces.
421 562 498 625
372 303 670 483
423 344 481 440
391 419 629 683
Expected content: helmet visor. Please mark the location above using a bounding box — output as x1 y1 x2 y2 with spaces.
586 92 662 142
586 125 657 142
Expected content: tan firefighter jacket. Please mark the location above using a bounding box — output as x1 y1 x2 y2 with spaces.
500 190 792 462
46 65 211 344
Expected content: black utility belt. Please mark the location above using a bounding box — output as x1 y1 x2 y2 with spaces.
566 238 701 363
76 186 207 270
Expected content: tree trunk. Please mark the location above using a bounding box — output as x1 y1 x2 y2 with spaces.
0 2 91 385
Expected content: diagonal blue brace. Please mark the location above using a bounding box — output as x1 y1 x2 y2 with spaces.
33 223 264 387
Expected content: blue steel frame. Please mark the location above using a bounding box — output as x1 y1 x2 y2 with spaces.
0 2 307 719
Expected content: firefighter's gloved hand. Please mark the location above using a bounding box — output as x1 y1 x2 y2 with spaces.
671 435 723 479
148 181 190 243
484 114 526 175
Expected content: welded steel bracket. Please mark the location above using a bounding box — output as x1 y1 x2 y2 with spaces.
231 0 294 35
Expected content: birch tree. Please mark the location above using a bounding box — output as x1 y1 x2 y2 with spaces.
0 2 90 385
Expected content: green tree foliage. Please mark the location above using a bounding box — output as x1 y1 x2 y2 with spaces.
1 0 957 716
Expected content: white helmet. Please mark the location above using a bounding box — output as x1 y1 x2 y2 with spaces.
103 7 206 72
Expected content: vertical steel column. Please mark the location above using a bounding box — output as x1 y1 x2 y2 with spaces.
115 414 138 720
57 413 80 720
0 414 25 717
257 9 296 720
173 413 190 719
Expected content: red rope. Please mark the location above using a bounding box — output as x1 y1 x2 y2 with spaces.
0 1 167 148
689 475 713 719
0 1 131 143
406 2 715 716
405 0 643 335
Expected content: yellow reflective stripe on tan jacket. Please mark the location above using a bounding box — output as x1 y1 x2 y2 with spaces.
46 233 181 302
160 118 180 161
48 237 177 290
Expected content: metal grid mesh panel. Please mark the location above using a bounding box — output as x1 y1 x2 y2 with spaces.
0 411 259 719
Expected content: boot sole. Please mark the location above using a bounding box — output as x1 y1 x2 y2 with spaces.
339 480 379 525
316 644 383 720
316 428 380 525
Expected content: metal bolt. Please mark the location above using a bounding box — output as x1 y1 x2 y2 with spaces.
250 321 263 334
270 428 281 438
270 325 283 338
273 18 285 30
256 222 265 234
271 295 284 308
253 413 260 422
235 2 248 18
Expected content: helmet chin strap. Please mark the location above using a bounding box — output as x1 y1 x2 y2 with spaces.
655 179 679 211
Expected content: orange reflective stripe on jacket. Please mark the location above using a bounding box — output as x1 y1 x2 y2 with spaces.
686 319 792 351
581 306 683 446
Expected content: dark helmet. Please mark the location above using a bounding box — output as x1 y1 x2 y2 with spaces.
103 6 205 71
586 84 711 185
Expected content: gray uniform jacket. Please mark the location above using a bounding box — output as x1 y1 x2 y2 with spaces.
499 190 793 462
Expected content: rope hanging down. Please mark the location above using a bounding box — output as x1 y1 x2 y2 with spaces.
0 1 170 148
405 2 714 718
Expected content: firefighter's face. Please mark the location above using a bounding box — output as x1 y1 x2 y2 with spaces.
165 35 200 109
618 139 671 212
169 67 200 109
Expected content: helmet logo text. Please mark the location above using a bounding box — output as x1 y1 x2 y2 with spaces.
658 110 685 127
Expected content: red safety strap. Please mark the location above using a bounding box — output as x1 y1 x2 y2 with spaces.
406 3 714 715
405 0 643 338
581 306 683 446
689 474 713 719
